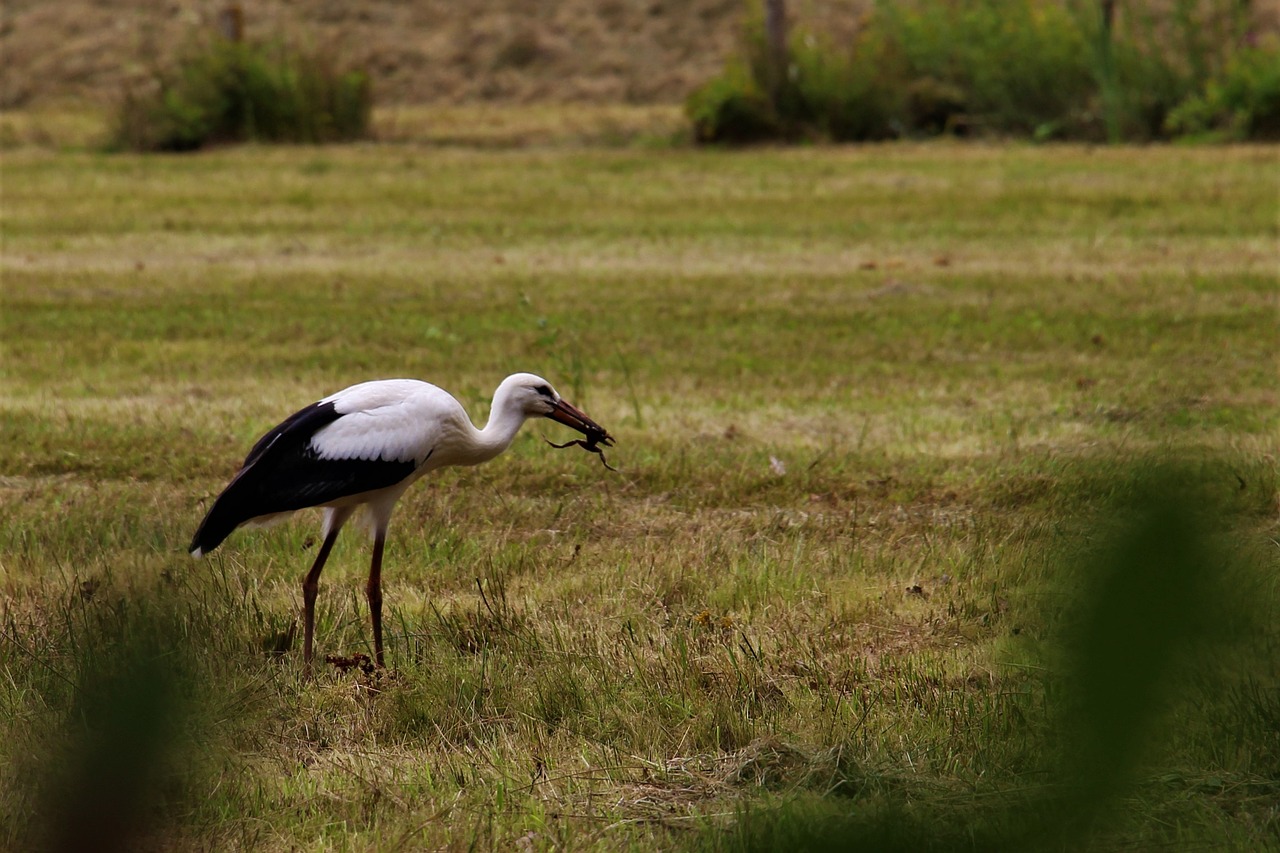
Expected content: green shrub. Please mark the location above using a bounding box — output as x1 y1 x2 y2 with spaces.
1095 36 1187 140
876 0 1094 137
792 30 903 142
686 16 903 143
1078 0 1256 142
687 0 1278 144
1166 36 1280 140
112 37 371 152
903 77 969 136
686 62 786 144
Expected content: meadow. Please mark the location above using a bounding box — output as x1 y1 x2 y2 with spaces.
1 130 1277 850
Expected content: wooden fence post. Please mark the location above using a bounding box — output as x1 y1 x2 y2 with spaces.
763 0 789 104
217 3 244 42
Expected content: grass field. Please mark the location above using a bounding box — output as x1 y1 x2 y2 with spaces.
1 131 1278 850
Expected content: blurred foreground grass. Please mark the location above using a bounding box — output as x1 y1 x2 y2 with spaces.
1 135 1277 850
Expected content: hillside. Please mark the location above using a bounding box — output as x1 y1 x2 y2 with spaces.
1 0 805 109
3 1 1276 120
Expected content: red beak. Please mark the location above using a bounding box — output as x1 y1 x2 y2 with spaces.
545 399 615 446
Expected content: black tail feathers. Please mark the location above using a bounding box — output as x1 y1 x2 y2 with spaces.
189 466 262 557
189 494 243 557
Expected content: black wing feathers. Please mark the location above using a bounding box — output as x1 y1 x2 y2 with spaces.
241 401 336 468
189 400 416 555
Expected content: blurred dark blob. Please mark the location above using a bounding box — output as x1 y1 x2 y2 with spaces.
709 464 1257 852
1045 471 1222 838
39 651 180 853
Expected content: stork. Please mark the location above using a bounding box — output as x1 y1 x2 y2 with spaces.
189 373 614 669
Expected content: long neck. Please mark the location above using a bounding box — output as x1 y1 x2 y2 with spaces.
461 394 526 464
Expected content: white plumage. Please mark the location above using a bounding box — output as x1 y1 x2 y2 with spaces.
190 372 614 669
313 380 452 463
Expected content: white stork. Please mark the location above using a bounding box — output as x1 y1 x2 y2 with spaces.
189 373 614 669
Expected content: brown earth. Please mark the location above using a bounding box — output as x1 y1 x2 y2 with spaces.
2 1 1276 110
0 0 824 109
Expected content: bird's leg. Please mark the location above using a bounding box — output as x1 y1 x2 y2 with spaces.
302 526 341 675
367 528 386 668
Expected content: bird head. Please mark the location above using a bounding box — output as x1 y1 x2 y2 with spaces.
501 373 615 446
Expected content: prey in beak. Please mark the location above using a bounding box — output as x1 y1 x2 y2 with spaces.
544 399 617 471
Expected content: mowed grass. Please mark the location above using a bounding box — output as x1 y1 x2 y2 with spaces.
1 135 1277 850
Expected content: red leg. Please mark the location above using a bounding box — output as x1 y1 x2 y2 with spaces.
366 529 387 667
303 525 342 674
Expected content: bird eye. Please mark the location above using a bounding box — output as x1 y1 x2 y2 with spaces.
536 385 553 398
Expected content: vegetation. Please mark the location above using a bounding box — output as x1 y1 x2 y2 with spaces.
111 35 372 152
689 0 1280 143
1166 34 1280 140
1 137 1277 850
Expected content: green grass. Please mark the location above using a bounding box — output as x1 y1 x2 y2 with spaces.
1 131 1277 850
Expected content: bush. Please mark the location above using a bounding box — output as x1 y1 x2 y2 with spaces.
877 0 1094 137
686 0 1279 144
793 29 902 142
1166 36 1280 140
1079 0 1258 141
687 62 786 144
112 37 372 152
685 16 902 143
